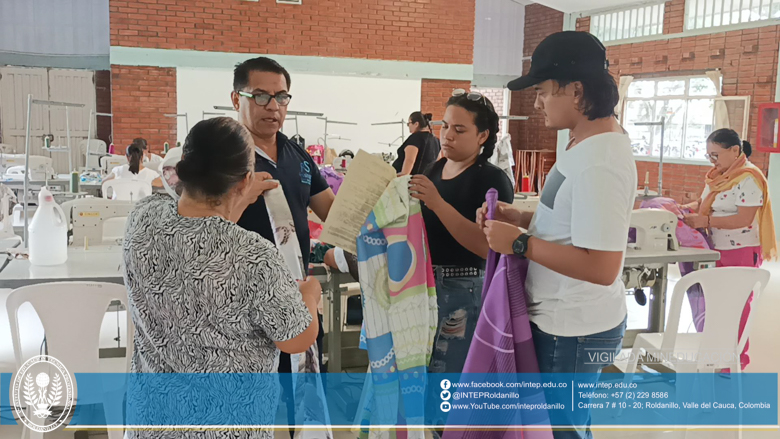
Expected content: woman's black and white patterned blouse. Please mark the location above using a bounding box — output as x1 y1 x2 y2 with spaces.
122 194 312 439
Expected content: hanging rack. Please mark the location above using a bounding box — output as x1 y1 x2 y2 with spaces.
371 119 406 148
202 111 226 120
431 115 529 126
317 117 357 148
22 96 85 247
42 103 85 175
163 113 189 136
85 110 113 172
212 106 324 136
634 118 666 196
285 111 323 136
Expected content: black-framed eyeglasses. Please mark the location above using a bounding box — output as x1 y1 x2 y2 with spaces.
238 90 293 107
452 88 487 105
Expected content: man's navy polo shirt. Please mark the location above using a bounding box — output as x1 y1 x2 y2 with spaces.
237 132 328 270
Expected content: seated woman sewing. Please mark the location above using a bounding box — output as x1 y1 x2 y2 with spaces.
102 142 162 187
122 118 321 438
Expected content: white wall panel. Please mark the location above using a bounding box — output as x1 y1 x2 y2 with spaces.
177 68 422 155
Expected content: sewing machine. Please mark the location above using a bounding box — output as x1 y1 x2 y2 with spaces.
60 198 134 245
1 155 55 181
628 208 679 253
513 193 540 212
100 155 128 174
621 208 720 348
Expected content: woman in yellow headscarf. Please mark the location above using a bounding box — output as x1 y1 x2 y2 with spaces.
682 128 776 370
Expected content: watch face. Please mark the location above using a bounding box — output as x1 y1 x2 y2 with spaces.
512 238 525 255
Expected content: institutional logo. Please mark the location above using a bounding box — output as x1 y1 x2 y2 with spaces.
11 355 75 433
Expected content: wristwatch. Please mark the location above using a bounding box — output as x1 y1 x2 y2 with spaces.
512 233 531 258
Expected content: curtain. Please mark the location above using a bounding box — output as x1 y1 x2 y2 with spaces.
706 70 731 131
615 75 634 120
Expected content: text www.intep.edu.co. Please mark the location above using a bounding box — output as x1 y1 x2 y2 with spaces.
450 381 568 390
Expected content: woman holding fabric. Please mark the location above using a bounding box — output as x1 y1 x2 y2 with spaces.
409 90 514 375
123 118 321 439
682 128 776 370
393 111 441 176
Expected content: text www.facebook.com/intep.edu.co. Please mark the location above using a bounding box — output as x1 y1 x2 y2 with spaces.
438 378 568 413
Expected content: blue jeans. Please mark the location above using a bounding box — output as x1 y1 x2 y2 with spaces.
429 275 484 374
428 274 483 432
531 316 627 439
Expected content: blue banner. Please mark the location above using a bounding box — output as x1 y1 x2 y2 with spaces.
1 373 777 428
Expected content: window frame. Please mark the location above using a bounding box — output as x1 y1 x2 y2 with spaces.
591 2 666 43
685 0 780 30
622 75 719 164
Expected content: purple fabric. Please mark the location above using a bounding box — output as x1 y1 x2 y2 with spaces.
320 166 344 195
443 189 552 439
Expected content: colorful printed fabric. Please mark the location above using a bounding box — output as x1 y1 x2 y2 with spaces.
355 176 438 439
264 184 333 439
443 189 553 439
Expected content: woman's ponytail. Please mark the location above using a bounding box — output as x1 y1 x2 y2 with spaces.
742 140 753 158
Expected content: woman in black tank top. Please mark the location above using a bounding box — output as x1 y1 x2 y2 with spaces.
392 111 441 176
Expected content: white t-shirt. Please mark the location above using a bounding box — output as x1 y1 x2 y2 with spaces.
526 132 637 337
110 164 159 185
701 175 763 250
144 153 164 170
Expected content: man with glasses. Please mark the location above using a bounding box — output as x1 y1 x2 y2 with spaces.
231 57 335 436
231 56 335 270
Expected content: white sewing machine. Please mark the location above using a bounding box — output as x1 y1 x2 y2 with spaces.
1 155 55 181
621 207 722 350
100 154 128 174
513 193 540 212
60 198 134 245
628 208 679 253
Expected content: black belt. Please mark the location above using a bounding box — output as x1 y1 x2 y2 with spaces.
433 266 484 279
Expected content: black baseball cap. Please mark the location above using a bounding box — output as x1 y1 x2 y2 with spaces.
507 31 609 91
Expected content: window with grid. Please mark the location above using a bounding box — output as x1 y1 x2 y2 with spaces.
591 3 665 42
623 77 720 161
686 0 780 30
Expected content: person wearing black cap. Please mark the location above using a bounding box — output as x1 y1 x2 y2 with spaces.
478 31 636 438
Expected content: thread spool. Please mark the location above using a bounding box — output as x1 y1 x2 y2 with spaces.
70 171 80 193
521 175 531 193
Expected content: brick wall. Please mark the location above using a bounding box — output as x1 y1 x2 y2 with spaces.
516 0 778 203
575 0 778 202
421 79 473 135
95 70 113 146
110 65 177 153
109 0 474 65
509 4 563 152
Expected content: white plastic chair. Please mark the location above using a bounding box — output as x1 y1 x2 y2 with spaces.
102 179 152 202
619 267 770 438
6 282 134 439
626 267 770 374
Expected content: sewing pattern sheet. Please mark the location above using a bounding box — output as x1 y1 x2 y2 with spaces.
320 150 397 254
355 176 437 439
